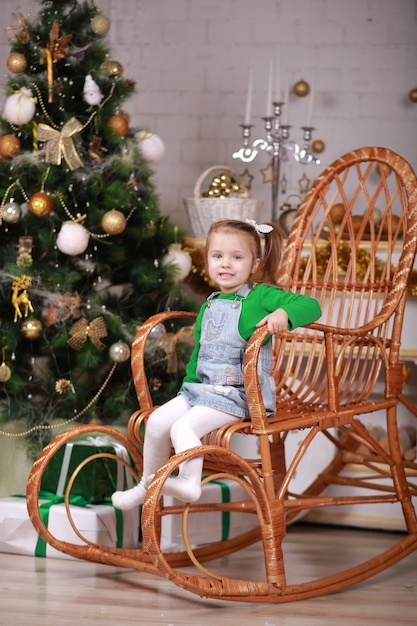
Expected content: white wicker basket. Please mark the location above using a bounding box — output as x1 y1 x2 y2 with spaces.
184 165 263 237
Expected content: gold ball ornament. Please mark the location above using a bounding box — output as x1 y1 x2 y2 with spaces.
0 134 21 158
29 191 54 216
107 114 129 137
373 207 382 225
21 318 43 340
101 209 127 235
91 14 110 36
329 203 346 224
408 88 417 103
100 59 124 78
0 362 11 383
6 52 27 74
311 139 325 154
293 79 310 98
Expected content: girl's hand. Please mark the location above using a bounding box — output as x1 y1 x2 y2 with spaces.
256 308 289 334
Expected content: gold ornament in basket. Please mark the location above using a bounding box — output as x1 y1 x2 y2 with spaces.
184 165 263 238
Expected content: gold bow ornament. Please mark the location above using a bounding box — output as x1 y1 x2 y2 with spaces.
68 316 107 351
37 117 84 170
157 325 195 373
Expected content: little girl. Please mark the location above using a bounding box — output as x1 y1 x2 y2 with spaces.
112 219 321 510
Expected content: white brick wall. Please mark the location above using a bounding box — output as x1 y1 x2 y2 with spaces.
1 0 416 230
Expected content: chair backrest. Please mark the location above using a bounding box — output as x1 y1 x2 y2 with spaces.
267 146 417 414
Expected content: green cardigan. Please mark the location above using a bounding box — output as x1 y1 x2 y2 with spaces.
182 283 321 386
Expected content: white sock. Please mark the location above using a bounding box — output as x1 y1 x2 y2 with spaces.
162 475 202 503
111 481 147 510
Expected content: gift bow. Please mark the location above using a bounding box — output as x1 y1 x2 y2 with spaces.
157 325 195 373
85 435 135 491
68 316 107 351
34 491 123 555
37 117 84 170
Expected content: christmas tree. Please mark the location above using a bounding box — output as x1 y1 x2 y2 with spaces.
0 1 193 458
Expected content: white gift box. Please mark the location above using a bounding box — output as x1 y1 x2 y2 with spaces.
160 477 259 552
0 496 139 559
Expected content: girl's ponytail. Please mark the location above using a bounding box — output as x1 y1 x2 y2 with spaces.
251 222 285 286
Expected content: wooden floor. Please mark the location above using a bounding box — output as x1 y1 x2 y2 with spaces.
1 523 416 625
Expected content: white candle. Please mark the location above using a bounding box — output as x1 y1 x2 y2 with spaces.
307 71 316 126
274 46 281 102
266 61 273 116
283 79 289 124
244 67 253 125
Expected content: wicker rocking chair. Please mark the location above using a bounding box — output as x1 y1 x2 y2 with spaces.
26 146 417 602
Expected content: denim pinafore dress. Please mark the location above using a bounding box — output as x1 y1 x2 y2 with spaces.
181 284 276 418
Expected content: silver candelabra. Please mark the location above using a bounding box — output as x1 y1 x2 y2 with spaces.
232 101 320 221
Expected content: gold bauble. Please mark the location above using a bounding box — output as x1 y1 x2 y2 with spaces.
380 214 402 237
0 134 21 158
107 114 129 137
100 59 124 78
101 209 127 235
29 191 54 216
375 163 391 177
0 362 11 382
408 88 417 103
293 79 310 97
6 52 27 74
329 203 345 224
21 318 43 340
91 14 110 35
311 139 325 154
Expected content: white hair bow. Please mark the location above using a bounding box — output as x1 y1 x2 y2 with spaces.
246 219 274 234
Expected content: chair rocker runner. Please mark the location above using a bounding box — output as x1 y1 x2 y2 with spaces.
26 146 417 602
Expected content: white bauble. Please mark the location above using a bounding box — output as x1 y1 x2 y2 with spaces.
144 323 166 357
162 243 192 281
56 222 90 256
2 201 22 223
83 74 104 106
109 341 131 363
3 87 36 125
135 131 166 164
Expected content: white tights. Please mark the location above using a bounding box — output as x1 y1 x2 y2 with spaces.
111 395 239 510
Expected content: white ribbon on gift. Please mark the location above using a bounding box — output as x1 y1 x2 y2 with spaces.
56 435 134 497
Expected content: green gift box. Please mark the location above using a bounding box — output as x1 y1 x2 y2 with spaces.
40 436 135 503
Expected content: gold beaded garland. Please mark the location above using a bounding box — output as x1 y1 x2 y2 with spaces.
101 209 127 235
0 134 21 158
293 79 310 97
6 52 27 74
29 191 54 216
